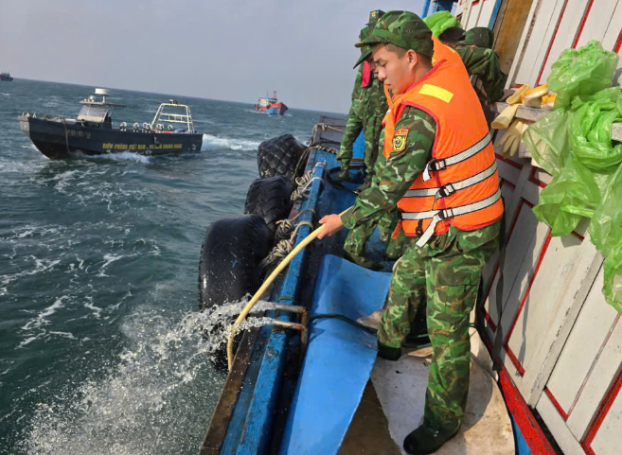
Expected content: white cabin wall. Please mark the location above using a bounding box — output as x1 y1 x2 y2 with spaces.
503 0 622 87
456 0 499 29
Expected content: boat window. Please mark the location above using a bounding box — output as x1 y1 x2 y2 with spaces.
77 105 110 122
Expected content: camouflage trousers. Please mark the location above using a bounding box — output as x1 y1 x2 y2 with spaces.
344 210 397 267
377 221 500 431
385 224 408 259
336 116 382 172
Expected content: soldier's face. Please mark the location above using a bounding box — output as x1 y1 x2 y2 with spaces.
372 44 417 95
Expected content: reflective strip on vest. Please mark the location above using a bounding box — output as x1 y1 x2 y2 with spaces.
419 84 454 103
404 161 498 199
400 189 502 247
422 132 492 182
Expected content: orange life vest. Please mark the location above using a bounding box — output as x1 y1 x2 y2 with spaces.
382 39 503 247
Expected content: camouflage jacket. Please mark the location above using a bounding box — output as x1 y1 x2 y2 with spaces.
341 106 437 228
457 46 507 104
338 68 389 168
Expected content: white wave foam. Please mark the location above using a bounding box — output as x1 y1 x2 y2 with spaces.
40 297 66 319
76 151 151 164
97 254 125 277
84 297 103 319
1 257 62 289
52 170 80 193
21 295 69 331
0 157 43 173
18 334 46 349
49 331 77 340
201 134 260 152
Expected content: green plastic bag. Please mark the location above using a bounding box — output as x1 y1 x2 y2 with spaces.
532 155 601 236
570 95 622 172
424 11 461 37
523 109 572 176
603 250 622 314
527 40 622 313
548 41 619 109
590 163 622 255
591 164 622 313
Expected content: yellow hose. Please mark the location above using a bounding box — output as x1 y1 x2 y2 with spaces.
226 209 349 371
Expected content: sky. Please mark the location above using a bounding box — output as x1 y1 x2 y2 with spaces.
0 0 428 113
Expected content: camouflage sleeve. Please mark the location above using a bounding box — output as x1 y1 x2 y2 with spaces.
337 68 365 168
457 47 507 104
341 107 437 229
337 99 364 168
351 66 363 102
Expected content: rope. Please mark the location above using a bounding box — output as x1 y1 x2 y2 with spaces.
311 142 340 154
259 220 315 271
274 209 316 241
291 136 339 184
291 170 323 201
292 147 313 182
310 122 346 137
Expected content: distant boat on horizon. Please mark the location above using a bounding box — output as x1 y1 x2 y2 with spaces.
1 72 14 82
255 90 288 116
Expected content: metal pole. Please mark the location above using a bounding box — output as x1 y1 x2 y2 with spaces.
422 0 432 17
488 0 504 29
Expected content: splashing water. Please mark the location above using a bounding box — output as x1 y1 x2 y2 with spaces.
200 134 261 152
19 300 277 455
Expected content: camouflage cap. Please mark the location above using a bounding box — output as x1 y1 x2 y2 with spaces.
353 10 385 68
367 9 385 27
354 25 373 68
355 11 434 58
458 27 494 49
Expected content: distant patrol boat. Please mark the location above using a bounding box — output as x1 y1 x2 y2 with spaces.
18 88 203 159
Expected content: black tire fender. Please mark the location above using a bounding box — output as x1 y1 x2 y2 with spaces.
257 134 306 179
244 175 292 232
198 215 272 370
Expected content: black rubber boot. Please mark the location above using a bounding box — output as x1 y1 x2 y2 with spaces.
403 423 459 455
377 341 401 361
333 168 350 182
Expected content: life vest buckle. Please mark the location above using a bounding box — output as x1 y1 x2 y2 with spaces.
429 158 446 172
439 208 452 221
438 184 455 198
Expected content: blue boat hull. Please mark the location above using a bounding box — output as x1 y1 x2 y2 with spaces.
201 118 536 455
265 103 288 115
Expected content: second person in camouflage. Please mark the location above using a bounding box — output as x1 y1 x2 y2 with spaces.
456 27 507 105
336 10 388 185
337 10 394 268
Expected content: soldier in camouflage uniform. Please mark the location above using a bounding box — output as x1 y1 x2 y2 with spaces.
456 27 507 104
337 10 395 268
319 11 501 455
336 9 387 184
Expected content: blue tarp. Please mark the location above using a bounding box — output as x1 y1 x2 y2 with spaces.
278 254 391 455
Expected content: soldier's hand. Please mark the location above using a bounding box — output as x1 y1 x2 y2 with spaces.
333 168 350 183
318 214 344 239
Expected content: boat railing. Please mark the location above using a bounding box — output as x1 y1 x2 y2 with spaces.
150 102 195 133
